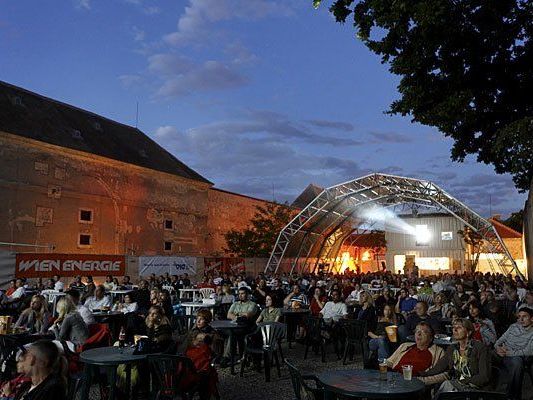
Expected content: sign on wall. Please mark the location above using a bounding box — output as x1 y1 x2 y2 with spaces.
204 258 245 274
139 256 196 277
15 253 126 278
441 232 453 241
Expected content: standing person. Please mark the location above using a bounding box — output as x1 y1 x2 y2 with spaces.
419 318 491 392
13 340 67 400
495 307 533 400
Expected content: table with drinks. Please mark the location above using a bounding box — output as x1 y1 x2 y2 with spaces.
318 368 424 399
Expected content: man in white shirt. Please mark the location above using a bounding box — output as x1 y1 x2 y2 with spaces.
84 285 112 312
1 279 26 306
53 275 64 292
320 289 348 322
66 289 95 325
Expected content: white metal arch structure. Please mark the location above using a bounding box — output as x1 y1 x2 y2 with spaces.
265 173 523 279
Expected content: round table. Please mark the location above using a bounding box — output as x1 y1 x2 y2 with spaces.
281 308 310 348
318 369 425 399
210 320 250 375
80 346 146 400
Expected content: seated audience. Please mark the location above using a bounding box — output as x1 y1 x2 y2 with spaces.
368 304 397 360
419 318 491 392
113 293 138 314
467 301 496 346
310 287 327 316
65 289 95 325
102 275 115 292
398 301 441 341
495 307 533 400
395 288 417 315
68 276 85 291
145 305 173 352
385 322 444 379
320 289 348 323
428 293 455 319
12 340 68 400
14 295 52 334
83 285 111 312
50 298 89 347
256 295 281 323
283 284 309 308
227 288 258 322
252 279 269 307
357 291 376 330
52 275 64 292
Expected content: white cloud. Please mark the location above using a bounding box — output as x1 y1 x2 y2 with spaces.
118 74 142 88
75 0 91 10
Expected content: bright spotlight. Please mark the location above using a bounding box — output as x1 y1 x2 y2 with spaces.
415 224 431 245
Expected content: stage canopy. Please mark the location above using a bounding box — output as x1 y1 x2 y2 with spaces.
265 173 522 279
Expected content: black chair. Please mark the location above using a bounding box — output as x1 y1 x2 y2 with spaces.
285 358 324 400
67 376 83 399
435 391 506 400
147 354 201 400
303 316 327 363
340 319 367 365
240 322 286 382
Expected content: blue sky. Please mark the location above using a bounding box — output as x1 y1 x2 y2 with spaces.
0 0 526 217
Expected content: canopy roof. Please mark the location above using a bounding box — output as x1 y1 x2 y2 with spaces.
266 173 521 278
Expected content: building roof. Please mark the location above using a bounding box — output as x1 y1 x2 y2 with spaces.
489 218 522 239
0 81 211 184
291 183 324 209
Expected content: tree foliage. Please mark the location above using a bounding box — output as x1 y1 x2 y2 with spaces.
502 209 524 232
223 202 294 258
315 0 533 190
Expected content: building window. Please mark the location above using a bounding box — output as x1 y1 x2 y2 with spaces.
79 209 93 223
164 219 173 230
79 234 92 246
164 241 172 251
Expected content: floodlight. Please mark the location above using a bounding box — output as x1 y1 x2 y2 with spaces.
415 224 431 244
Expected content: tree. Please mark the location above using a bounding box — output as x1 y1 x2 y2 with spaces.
224 202 294 258
458 226 483 272
315 0 533 276
502 209 524 232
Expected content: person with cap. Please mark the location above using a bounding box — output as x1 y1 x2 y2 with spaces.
494 307 533 400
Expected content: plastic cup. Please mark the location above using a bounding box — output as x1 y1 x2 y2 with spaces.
402 365 413 381
379 360 388 380
385 325 398 343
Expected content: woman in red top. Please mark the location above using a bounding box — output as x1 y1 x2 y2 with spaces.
310 287 327 316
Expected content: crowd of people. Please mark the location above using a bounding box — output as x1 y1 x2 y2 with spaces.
0 268 532 399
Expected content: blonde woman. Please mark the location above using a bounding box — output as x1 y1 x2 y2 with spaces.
145 305 173 351
357 291 377 329
15 294 52 334
51 297 89 347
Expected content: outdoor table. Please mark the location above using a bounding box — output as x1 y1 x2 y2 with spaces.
210 320 250 375
281 308 310 348
178 288 201 300
80 346 146 400
180 301 215 315
406 335 457 346
318 369 425 399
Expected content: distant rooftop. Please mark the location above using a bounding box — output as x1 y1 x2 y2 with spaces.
0 80 211 184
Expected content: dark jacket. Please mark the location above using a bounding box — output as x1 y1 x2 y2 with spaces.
15 374 66 400
419 339 491 389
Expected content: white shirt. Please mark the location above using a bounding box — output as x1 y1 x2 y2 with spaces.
320 301 348 322
113 302 138 314
84 295 112 311
54 281 65 292
77 304 95 325
9 287 25 299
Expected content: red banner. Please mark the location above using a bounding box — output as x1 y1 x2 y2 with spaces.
204 258 245 274
15 253 126 278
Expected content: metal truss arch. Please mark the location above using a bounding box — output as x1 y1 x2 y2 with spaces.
265 173 522 279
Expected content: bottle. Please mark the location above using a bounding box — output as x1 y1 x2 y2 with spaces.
118 327 126 348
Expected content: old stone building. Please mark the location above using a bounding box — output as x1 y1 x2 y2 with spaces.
0 81 270 257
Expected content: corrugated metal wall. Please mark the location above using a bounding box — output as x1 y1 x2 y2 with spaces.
385 215 465 271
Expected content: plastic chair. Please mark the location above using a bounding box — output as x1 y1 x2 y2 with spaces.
285 358 324 400
240 322 286 382
435 391 506 400
340 319 367 365
199 288 215 299
303 316 327 363
147 354 200 400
